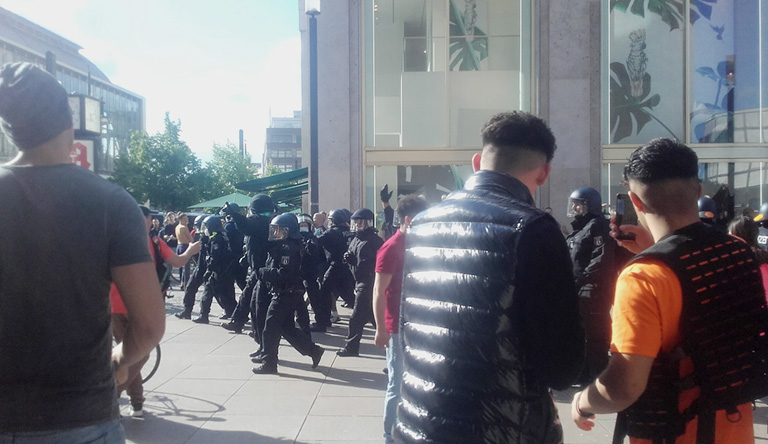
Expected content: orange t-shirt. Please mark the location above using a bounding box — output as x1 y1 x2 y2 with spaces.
611 262 754 444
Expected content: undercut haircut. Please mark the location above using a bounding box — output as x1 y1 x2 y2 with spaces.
480 112 557 167
623 138 699 184
396 194 429 221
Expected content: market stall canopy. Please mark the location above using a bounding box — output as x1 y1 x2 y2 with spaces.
235 168 308 211
235 168 308 192
187 192 253 209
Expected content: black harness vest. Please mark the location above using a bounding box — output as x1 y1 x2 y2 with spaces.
614 223 768 444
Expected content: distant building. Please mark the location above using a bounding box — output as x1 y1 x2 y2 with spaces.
0 6 145 174
263 111 302 173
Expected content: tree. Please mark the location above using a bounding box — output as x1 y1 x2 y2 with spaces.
204 142 258 194
111 114 204 210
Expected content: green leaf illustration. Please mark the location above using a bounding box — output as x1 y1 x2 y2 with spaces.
610 62 662 143
611 0 686 30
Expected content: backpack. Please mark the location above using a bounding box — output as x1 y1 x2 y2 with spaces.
614 224 768 444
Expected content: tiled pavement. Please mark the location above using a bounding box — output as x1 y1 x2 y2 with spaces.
121 287 768 443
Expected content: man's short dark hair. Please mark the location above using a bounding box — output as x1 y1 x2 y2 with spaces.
396 194 428 221
480 111 557 163
624 138 699 184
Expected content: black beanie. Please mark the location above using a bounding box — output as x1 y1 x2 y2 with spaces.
0 62 73 150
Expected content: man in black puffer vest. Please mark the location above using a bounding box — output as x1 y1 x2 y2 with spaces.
395 112 585 444
572 138 768 444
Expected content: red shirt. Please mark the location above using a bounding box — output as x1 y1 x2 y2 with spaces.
110 236 173 314
375 229 405 334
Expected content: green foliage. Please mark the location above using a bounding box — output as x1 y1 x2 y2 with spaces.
261 160 283 178
205 142 258 193
111 114 204 210
448 0 488 71
611 0 718 31
609 62 664 143
611 0 685 30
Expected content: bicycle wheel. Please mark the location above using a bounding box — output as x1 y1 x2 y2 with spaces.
142 344 161 383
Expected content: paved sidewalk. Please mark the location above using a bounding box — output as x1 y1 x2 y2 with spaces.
121 287 768 443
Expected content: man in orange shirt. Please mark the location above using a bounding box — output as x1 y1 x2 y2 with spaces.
571 138 768 443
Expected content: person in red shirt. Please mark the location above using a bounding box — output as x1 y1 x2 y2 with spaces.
111 206 200 418
372 195 428 444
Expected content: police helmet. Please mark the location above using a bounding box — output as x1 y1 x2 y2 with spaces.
351 208 375 232
329 209 350 226
269 213 301 241
297 213 313 233
203 215 224 235
249 194 274 216
698 197 718 220
754 202 768 223
567 187 602 217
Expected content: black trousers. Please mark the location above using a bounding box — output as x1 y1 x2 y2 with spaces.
261 290 318 367
182 268 204 311
231 271 258 324
345 285 374 350
199 278 236 316
250 279 271 345
316 264 354 326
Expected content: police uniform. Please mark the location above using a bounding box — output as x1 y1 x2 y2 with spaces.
255 238 323 373
340 227 384 355
314 225 355 328
566 212 617 383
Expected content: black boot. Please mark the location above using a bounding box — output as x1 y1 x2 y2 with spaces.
311 346 324 369
222 321 244 334
175 309 192 320
252 363 278 375
192 315 209 324
336 345 359 357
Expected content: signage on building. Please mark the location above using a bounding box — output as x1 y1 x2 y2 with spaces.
70 140 93 171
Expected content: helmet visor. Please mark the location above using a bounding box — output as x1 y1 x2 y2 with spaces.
567 197 588 217
268 224 289 241
351 219 372 232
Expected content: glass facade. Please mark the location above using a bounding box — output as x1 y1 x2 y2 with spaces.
364 0 530 211
0 42 143 174
603 0 768 213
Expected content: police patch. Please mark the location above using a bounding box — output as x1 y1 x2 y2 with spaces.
594 236 604 247
281 256 290 265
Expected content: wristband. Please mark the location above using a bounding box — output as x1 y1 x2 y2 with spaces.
575 391 595 418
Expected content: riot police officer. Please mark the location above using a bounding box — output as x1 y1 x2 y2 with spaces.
297 214 322 335
193 215 236 324
223 203 246 291
337 208 384 357
755 202 768 251
220 195 274 346
251 214 324 374
311 209 355 332
176 215 207 319
565 187 617 384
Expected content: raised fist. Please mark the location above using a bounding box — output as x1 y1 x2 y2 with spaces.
380 184 393 203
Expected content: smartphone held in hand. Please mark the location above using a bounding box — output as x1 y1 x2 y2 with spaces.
615 193 637 241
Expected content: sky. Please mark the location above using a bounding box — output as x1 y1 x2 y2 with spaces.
0 0 302 163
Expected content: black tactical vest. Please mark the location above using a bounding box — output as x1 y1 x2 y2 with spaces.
614 223 768 444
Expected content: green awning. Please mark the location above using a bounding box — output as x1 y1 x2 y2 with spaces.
236 167 308 192
188 192 253 209
270 182 308 201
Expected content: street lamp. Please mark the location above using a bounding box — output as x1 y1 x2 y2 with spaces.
306 0 320 214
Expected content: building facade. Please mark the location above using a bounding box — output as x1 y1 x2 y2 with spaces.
0 6 145 175
264 111 303 173
300 0 767 226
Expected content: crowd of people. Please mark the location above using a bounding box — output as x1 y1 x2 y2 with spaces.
2 60 768 444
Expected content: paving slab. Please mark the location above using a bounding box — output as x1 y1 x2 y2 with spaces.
119 287 768 443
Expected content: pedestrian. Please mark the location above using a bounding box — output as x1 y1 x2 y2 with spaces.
0 62 165 443
337 208 384 357
394 111 585 443
220 195 274 350
379 184 397 240
372 195 428 444
251 214 325 375
572 138 768 443
311 209 355 332
112 205 200 417
566 186 619 385
313 211 328 237
193 215 236 323
175 212 194 290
